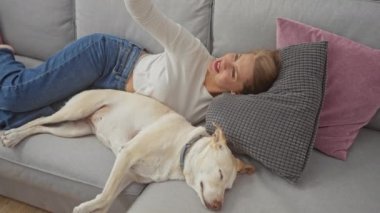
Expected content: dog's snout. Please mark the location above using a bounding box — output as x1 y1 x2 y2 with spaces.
206 200 222 211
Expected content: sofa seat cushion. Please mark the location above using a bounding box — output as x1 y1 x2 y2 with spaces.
0 132 146 212
127 128 380 213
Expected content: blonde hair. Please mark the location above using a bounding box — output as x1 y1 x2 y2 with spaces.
242 49 280 94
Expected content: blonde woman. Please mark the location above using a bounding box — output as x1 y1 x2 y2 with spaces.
0 0 280 130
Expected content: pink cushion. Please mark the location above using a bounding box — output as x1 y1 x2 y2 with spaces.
276 18 380 160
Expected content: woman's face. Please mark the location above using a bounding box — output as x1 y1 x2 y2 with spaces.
207 53 255 93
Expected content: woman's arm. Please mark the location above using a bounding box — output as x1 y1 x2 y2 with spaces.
124 0 202 54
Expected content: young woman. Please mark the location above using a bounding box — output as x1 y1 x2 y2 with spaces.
0 0 280 130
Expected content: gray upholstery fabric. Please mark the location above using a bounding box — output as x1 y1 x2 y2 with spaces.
206 42 328 182
212 0 380 132
212 0 380 56
128 128 380 213
0 132 145 213
14 55 43 68
366 110 380 131
0 161 136 213
0 0 75 60
76 0 213 54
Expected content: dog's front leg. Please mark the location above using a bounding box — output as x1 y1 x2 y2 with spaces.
73 147 133 213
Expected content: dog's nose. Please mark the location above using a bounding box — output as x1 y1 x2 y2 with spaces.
206 200 222 211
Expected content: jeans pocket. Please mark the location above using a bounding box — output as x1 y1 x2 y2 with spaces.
112 45 133 78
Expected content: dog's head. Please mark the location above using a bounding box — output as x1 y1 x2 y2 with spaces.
183 126 255 211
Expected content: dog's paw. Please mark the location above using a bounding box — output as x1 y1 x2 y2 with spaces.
1 129 24 148
73 202 107 213
73 204 96 213
73 205 87 213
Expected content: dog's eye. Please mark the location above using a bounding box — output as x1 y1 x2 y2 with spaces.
219 169 224 180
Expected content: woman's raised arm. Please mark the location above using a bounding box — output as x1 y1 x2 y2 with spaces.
124 0 202 55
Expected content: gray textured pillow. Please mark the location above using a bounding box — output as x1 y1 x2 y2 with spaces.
205 41 328 182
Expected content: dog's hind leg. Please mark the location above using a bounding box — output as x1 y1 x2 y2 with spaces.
18 90 109 129
73 146 133 213
1 120 92 148
1 90 108 147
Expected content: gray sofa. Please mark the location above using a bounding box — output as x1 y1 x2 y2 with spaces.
1 0 380 212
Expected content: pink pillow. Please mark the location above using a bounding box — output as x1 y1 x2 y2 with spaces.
276 18 380 160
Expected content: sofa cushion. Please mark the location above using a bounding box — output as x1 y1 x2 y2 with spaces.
75 0 213 54
212 0 380 56
205 42 328 182
0 0 75 60
276 18 380 160
127 128 380 213
14 55 43 68
0 132 145 212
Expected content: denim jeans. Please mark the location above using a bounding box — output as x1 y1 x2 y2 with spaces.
0 33 142 130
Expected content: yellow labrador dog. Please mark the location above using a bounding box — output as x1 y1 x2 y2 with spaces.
1 89 254 212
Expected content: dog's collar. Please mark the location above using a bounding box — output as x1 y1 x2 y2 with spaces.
180 134 205 172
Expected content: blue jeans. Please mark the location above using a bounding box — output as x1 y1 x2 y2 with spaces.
0 33 142 130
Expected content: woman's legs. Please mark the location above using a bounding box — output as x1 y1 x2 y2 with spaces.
0 33 141 112
0 33 142 129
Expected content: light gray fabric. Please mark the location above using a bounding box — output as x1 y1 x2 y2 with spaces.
367 110 380 131
128 128 380 213
0 161 136 213
0 132 146 212
14 55 43 68
0 0 75 60
206 42 328 182
75 0 213 54
212 0 380 57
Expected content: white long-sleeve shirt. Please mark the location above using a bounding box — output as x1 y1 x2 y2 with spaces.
125 0 214 124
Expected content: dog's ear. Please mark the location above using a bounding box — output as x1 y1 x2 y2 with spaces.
212 123 227 146
235 158 255 175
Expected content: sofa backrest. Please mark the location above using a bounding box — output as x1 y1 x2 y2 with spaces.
0 0 75 61
75 0 213 54
212 0 380 56
1 0 380 129
0 0 213 59
212 0 380 129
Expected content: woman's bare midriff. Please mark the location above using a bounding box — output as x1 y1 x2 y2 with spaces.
125 76 135 92
125 51 148 93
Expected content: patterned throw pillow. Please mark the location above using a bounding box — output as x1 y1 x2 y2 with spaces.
205 42 328 182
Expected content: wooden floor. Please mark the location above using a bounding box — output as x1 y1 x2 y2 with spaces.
0 195 48 213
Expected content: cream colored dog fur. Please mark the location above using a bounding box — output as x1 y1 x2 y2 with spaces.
1 89 254 212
